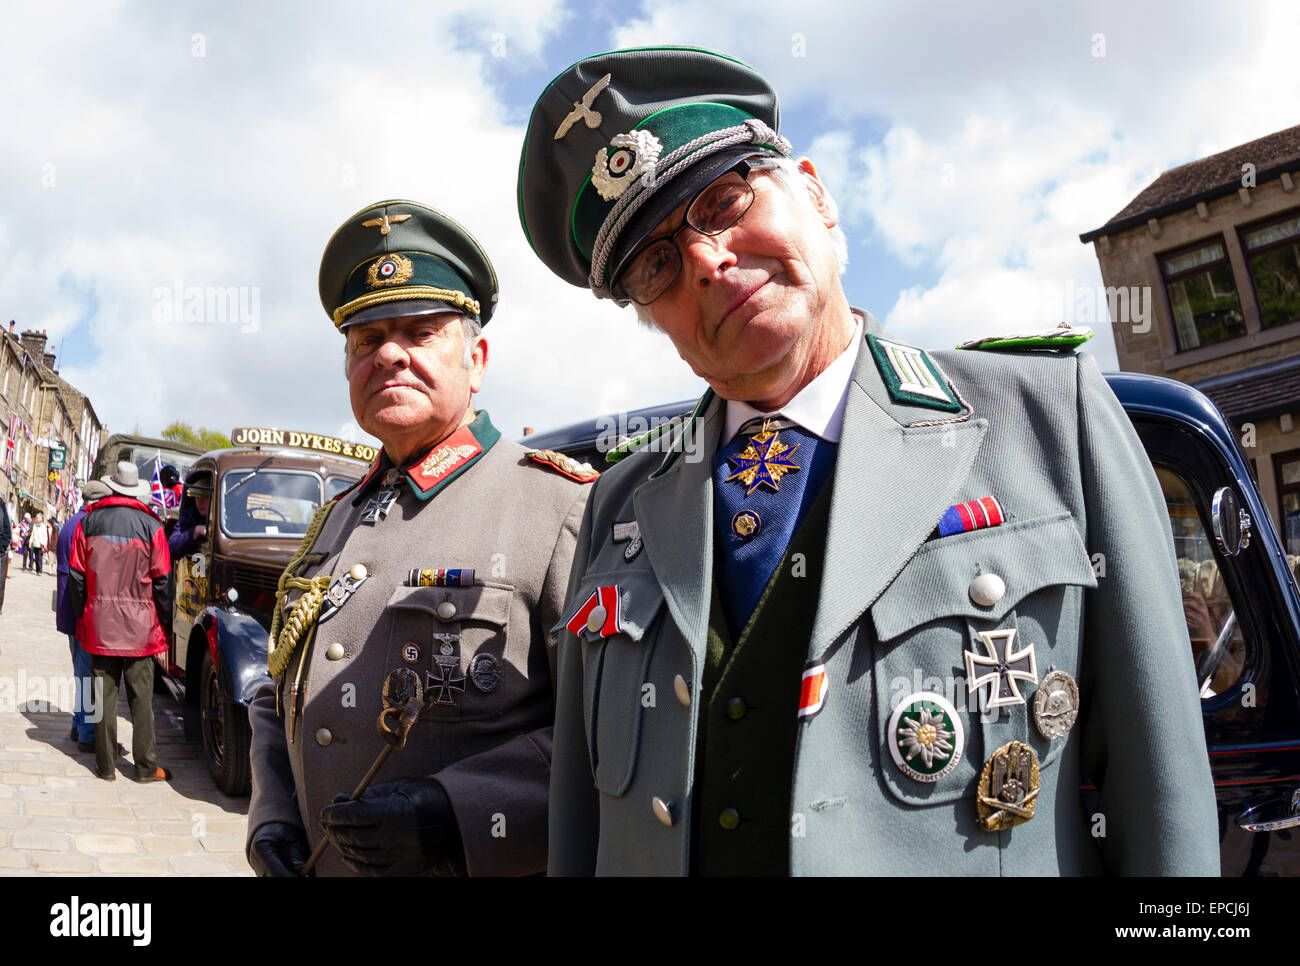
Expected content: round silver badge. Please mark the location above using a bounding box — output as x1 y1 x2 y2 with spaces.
887 691 965 783
1033 670 1079 740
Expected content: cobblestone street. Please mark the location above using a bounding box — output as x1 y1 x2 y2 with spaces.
0 564 252 876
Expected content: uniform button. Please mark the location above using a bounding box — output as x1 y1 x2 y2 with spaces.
586 605 607 633
651 796 674 827
969 573 1006 607
325 642 345 661
719 808 741 830
315 728 333 746
436 601 457 621
673 674 691 707
349 563 367 581
725 697 747 720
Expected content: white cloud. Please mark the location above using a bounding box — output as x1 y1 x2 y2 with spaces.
0 0 700 452
6 0 1297 461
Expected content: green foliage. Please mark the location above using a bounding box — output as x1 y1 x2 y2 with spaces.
198 428 232 450
161 422 232 450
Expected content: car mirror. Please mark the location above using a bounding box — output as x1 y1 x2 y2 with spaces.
1235 789 1300 833
1210 486 1252 557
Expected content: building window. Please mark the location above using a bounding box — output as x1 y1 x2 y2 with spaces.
1241 210 1300 330
1277 448 1300 562
1160 238 1246 351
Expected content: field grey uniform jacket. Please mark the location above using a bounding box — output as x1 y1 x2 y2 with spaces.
247 421 589 876
549 317 1220 876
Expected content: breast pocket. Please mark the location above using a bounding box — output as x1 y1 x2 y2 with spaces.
554 571 665 796
870 512 1098 806
383 582 517 722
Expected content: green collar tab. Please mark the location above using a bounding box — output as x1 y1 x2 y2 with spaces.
866 334 962 413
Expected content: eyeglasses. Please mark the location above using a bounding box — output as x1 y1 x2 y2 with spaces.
613 162 760 305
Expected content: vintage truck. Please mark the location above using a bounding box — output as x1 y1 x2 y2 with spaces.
153 429 372 795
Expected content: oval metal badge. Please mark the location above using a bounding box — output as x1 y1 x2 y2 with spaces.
887 691 965 782
1033 669 1079 740
468 653 502 694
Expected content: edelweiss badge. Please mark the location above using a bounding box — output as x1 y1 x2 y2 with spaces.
591 130 662 201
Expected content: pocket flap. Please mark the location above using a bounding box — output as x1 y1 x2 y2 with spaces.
872 512 1097 642
386 583 512 628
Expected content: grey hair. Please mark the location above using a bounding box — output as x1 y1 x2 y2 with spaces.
343 313 483 375
632 156 850 330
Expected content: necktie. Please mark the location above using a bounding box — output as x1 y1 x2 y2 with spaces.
712 418 835 637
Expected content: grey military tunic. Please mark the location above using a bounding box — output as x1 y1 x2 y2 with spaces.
548 316 1221 876
247 416 589 876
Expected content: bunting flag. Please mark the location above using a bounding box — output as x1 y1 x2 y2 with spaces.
4 418 15 475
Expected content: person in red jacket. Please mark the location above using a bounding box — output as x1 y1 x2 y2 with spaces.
68 461 174 782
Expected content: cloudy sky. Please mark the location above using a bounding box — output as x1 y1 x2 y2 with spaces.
3 0 1297 450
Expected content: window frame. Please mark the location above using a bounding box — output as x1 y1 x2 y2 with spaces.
1236 206 1300 330
1273 446 1300 561
1157 234 1247 352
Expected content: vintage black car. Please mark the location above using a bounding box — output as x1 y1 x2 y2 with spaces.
154 434 369 795
521 371 1300 876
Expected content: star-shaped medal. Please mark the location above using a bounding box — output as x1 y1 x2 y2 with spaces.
725 423 801 496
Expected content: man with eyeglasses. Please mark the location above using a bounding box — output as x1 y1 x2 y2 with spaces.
519 47 1218 875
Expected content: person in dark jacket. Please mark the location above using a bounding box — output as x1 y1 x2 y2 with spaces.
0 498 10 615
57 481 112 749
19 512 31 570
68 462 173 782
167 481 211 560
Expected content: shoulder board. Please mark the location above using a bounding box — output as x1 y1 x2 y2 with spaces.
525 449 599 483
957 323 1093 353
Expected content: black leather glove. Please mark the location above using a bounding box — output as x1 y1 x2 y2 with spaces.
248 821 311 877
318 777 466 876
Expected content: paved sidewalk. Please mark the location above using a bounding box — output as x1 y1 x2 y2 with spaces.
0 564 252 875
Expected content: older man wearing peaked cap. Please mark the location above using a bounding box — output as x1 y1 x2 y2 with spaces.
518 46 1220 875
245 200 592 876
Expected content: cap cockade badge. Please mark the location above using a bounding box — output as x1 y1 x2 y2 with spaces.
367 253 414 289
592 130 662 202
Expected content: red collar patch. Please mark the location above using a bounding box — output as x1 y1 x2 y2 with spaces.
406 425 483 495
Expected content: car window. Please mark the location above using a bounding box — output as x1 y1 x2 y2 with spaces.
326 476 357 499
1157 467 1247 697
221 470 322 537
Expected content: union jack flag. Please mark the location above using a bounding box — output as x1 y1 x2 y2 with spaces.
150 454 167 515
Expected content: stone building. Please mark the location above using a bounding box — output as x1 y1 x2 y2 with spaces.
0 324 103 523
1080 124 1300 554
